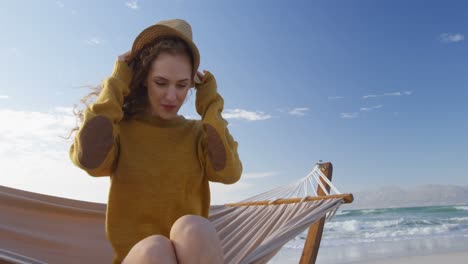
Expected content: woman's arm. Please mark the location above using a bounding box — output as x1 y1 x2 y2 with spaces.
69 60 132 176
196 71 242 184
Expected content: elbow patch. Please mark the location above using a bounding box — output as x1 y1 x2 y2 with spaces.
78 116 114 169
204 124 226 171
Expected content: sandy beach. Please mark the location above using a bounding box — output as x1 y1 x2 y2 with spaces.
271 247 468 264
352 251 468 264
271 224 468 264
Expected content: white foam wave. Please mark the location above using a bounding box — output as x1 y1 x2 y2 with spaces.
450 217 468 222
326 220 361 232
363 224 457 239
325 218 404 233
335 211 350 216
361 209 378 214
454 206 468 211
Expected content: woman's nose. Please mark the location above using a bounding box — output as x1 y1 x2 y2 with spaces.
165 87 177 101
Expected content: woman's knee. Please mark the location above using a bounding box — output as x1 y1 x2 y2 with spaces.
170 215 224 264
123 235 177 264
170 215 217 240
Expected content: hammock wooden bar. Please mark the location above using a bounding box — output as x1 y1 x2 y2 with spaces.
226 193 354 207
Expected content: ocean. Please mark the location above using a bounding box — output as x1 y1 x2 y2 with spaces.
270 205 468 263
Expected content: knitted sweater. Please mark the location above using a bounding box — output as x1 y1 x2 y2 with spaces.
69 61 242 263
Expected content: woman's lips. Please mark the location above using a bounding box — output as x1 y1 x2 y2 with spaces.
162 105 176 111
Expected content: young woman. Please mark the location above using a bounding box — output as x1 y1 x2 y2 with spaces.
69 19 242 264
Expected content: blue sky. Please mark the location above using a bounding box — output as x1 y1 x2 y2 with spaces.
0 0 467 204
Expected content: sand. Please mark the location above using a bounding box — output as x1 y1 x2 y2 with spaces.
352 251 468 264
271 239 468 264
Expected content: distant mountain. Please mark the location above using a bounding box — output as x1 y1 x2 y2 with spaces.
343 184 468 210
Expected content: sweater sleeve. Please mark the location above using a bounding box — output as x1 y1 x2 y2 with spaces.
196 71 242 184
69 61 132 177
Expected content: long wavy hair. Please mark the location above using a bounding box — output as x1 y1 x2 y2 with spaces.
69 36 194 138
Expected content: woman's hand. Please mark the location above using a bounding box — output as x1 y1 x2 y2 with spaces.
118 51 131 62
194 70 207 86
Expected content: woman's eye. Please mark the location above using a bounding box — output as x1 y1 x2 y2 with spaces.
177 84 186 89
156 82 165 86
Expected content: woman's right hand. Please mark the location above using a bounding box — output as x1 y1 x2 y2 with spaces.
118 51 131 62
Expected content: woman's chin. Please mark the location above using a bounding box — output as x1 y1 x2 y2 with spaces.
159 112 178 120
151 108 179 120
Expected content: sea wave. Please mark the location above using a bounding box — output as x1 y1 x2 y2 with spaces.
449 217 468 222
326 218 405 232
339 205 468 217
321 217 468 242
289 205 468 249
335 210 350 216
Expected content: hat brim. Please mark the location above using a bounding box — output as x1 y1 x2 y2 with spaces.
129 24 200 75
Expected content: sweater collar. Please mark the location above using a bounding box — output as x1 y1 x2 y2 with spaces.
134 111 186 128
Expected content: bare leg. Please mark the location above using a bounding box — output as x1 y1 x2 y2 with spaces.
170 215 224 264
122 235 177 264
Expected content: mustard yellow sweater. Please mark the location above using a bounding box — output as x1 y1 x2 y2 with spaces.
69 61 242 263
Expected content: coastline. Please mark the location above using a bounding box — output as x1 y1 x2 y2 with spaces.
351 251 468 264
270 236 468 264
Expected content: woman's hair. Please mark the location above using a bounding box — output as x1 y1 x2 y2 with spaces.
69 36 194 138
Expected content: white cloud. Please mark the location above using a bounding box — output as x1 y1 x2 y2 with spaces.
53 106 74 114
210 181 253 204
0 108 109 203
0 95 9 99
384 92 401 96
360 105 383 112
288 107 309 116
243 172 278 179
222 109 272 121
125 0 139 10
56 0 64 8
85 38 102 46
210 171 279 204
363 91 413 99
362 94 378 99
328 96 344 100
340 112 359 119
0 108 75 146
439 33 464 43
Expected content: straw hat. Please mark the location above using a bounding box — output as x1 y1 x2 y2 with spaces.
129 19 200 74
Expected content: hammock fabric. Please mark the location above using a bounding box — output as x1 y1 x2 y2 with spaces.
0 163 352 264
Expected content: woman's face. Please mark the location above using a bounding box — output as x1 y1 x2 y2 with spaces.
145 52 192 120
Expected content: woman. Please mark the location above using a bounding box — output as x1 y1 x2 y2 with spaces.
69 19 242 264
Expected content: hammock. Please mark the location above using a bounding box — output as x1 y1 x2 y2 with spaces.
0 162 353 264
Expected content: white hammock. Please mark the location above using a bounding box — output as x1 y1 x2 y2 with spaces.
0 162 353 264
